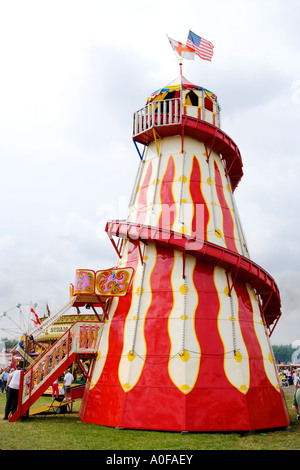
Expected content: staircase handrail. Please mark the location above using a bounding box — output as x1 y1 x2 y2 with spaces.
10 321 103 421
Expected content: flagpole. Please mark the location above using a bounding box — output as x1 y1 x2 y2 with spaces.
179 58 183 127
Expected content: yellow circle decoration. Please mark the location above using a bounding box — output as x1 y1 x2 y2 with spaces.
180 350 190 362
181 384 190 391
215 229 222 238
124 383 131 389
240 384 247 392
127 351 136 362
137 286 144 296
268 352 273 364
179 226 188 235
206 177 211 185
179 175 187 183
224 286 230 297
181 198 187 203
180 284 189 295
234 351 243 363
180 314 189 320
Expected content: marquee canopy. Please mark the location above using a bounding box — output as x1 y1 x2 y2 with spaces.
147 75 217 103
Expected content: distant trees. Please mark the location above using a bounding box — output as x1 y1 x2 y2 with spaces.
0 337 17 350
272 344 297 363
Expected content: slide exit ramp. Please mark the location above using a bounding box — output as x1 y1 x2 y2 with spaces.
9 321 103 422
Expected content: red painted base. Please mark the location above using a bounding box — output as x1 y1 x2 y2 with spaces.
81 244 290 431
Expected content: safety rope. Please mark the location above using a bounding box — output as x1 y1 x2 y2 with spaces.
178 151 186 226
206 157 217 232
229 293 237 356
130 258 146 355
227 177 250 258
181 275 187 355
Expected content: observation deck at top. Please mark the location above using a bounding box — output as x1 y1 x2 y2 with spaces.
132 75 243 191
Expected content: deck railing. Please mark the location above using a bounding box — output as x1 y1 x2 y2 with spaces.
133 98 182 136
133 97 220 138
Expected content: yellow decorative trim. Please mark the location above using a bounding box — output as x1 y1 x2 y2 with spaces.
180 384 190 391
268 352 273 363
180 350 190 362
224 286 230 297
234 351 243 363
127 351 135 362
180 284 189 295
179 225 188 235
137 286 144 296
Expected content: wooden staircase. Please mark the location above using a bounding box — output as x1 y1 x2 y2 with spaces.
9 321 103 422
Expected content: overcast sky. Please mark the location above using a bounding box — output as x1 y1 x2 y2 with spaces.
0 0 299 346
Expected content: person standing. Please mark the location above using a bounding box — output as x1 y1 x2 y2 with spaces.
2 370 8 392
51 378 59 399
63 368 74 401
292 387 300 420
3 364 22 420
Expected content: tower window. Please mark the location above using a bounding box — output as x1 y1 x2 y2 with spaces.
185 90 199 107
204 96 213 112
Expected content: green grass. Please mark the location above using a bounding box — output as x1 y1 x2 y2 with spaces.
0 392 300 450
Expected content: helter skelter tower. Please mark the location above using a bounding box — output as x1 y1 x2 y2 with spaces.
80 70 290 431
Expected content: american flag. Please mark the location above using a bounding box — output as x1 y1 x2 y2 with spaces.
187 31 214 62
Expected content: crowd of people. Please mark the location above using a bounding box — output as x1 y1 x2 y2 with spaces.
278 366 300 387
1 364 74 421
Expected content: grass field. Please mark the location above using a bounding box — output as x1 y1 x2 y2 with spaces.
0 390 300 451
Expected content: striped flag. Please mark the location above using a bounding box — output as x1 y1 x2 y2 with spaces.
187 31 214 61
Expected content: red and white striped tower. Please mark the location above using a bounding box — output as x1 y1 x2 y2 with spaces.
80 74 290 431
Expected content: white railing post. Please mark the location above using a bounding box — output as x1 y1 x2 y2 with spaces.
174 99 178 123
147 103 151 130
143 107 147 131
151 103 155 128
163 100 167 124
157 101 161 125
